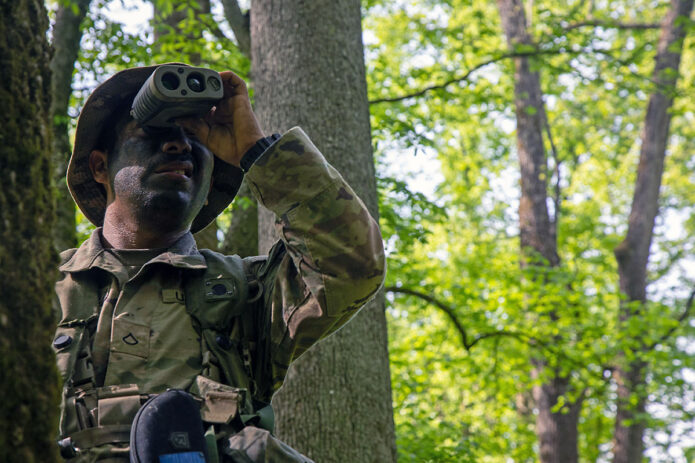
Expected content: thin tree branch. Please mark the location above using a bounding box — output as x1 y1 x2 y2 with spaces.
563 20 661 32
543 104 561 237
369 50 559 104
385 286 471 349
646 288 695 351
369 45 629 105
220 0 250 58
385 285 613 382
206 17 235 44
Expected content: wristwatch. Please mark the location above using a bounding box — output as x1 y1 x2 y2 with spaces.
240 133 282 173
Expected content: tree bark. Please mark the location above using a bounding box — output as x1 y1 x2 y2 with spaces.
0 0 59 460
50 0 91 252
221 181 258 257
250 1 396 461
220 0 250 57
612 1 694 462
497 1 579 462
151 0 221 251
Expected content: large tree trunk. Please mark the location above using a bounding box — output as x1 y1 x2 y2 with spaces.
612 1 694 462
151 0 221 250
221 181 258 257
0 0 59 460
50 0 91 252
250 1 396 461
497 1 580 461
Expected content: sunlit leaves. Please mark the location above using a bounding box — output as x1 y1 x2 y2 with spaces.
367 0 695 460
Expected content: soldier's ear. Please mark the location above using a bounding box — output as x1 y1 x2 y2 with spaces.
89 150 109 185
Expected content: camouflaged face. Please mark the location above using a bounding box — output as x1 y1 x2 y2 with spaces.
67 64 243 234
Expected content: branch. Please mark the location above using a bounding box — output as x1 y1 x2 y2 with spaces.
385 286 471 349
564 20 661 32
386 285 613 382
206 17 235 44
369 49 560 105
220 0 250 58
543 104 561 237
646 288 695 351
368 44 631 105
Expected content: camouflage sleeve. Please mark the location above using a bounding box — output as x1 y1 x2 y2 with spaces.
244 127 385 392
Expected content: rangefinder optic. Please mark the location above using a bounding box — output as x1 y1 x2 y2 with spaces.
130 64 223 129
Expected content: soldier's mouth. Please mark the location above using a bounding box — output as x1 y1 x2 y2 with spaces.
154 161 194 178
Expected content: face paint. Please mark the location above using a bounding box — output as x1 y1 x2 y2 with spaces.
106 120 215 231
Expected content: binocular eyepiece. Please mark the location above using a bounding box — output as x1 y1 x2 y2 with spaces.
131 64 223 129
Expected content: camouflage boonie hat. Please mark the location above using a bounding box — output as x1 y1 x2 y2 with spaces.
67 63 244 234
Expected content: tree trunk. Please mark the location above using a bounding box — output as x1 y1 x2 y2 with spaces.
497 1 579 461
612 1 694 462
151 0 221 251
50 0 91 252
221 181 258 257
250 1 396 461
0 0 59 461
220 0 250 58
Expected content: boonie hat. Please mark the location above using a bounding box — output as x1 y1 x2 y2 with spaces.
67 63 243 234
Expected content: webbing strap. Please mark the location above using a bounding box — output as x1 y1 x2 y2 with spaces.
91 278 120 387
69 424 131 448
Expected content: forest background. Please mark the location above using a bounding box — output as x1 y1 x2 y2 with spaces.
1 0 695 462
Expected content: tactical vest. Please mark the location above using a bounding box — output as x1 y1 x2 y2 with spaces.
53 243 285 461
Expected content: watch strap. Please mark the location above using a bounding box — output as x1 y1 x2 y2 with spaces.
240 133 282 173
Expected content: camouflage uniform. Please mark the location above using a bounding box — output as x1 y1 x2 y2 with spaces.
53 128 385 461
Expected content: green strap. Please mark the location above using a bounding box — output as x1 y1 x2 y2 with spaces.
91 278 120 387
239 403 275 434
204 425 220 463
69 424 131 448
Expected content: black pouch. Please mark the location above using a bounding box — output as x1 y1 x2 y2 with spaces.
130 389 208 463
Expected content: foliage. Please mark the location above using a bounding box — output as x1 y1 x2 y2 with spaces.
365 0 695 461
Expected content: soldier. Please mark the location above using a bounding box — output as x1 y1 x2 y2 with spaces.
53 64 385 462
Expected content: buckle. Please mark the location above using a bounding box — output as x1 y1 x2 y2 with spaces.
58 437 78 459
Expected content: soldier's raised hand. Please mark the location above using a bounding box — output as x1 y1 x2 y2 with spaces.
176 71 265 168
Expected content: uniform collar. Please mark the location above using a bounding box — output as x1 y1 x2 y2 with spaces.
59 229 207 274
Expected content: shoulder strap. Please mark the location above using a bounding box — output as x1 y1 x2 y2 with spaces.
184 250 256 392
185 250 249 329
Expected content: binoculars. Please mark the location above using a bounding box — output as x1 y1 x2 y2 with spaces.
131 64 223 129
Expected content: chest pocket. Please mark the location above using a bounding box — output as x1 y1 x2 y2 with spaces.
110 315 150 359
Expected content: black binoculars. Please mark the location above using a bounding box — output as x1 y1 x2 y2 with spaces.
131 64 223 130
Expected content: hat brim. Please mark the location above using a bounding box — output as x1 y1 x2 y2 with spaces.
67 64 243 235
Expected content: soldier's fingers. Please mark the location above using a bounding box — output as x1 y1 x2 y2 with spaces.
219 71 248 97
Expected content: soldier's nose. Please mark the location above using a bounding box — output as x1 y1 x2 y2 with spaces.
161 130 192 154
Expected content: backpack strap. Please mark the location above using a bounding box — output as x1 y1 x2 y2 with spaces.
183 250 257 404
183 245 286 435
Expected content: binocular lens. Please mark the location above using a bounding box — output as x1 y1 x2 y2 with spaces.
161 72 180 91
186 73 205 92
